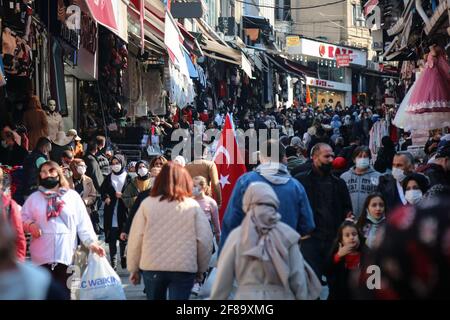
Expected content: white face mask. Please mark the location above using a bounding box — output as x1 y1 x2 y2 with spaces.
138 167 149 177
355 157 370 170
392 167 406 182
77 166 86 176
111 164 122 173
405 189 423 205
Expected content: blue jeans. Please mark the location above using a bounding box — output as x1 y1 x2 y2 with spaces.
141 271 196 300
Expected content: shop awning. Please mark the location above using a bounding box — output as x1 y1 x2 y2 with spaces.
265 53 316 79
84 0 128 42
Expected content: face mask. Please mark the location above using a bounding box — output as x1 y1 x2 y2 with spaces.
355 158 370 170
193 186 202 197
39 176 60 189
77 166 86 175
319 162 333 175
111 164 122 173
138 167 149 177
392 167 406 182
129 172 138 179
405 189 423 205
249 123 254 128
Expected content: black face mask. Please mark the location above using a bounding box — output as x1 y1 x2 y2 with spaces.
39 176 60 189
319 163 333 175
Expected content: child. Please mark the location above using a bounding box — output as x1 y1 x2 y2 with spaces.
191 175 220 295
326 220 367 300
356 193 386 249
192 176 220 244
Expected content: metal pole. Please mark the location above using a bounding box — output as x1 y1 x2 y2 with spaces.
96 82 109 141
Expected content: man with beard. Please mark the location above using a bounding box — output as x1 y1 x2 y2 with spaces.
295 143 353 282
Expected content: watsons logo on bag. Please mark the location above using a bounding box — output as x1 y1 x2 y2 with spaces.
80 276 119 289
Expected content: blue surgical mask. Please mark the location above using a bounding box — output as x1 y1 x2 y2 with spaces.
356 158 370 170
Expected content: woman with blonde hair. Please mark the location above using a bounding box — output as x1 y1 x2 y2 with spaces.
21 160 105 296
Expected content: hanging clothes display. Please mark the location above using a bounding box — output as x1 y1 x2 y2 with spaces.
369 119 389 162
168 61 195 109
402 45 450 130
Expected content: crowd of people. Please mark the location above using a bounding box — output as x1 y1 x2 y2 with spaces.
1 99 450 300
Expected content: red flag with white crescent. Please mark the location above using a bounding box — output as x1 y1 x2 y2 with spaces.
213 114 247 224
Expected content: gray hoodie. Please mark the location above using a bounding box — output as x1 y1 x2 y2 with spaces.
340 167 381 218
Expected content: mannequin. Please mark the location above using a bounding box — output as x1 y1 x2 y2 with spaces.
46 99 64 141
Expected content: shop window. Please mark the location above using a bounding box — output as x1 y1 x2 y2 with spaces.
318 65 345 83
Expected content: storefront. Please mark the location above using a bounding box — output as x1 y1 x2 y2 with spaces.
306 77 351 109
285 36 367 107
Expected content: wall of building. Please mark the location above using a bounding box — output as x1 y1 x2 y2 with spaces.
291 0 376 59
243 0 275 27
291 0 346 43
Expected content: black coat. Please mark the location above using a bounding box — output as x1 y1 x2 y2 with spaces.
325 244 368 300
100 173 132 238
84 153 104 191
0 143 28 167
376 174 403 214
123 189 150 234
295 169 352 241
21 151 48 197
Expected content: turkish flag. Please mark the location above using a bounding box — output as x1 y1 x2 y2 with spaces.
213 114 247 224
85 0 118 32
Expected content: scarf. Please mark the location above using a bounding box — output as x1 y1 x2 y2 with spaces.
255 163 291 185
38 186 68 220
240 182 300 291
111 171 127 193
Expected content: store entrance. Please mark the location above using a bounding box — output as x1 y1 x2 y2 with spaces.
311 88 345 109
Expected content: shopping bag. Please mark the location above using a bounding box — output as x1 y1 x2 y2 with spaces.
79 253 126 300
198 267 217 299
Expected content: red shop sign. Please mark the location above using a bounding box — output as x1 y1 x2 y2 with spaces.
336 54 350 67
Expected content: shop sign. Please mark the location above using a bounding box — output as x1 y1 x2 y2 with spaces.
336 54 350 67
286 36 300 47
286 38 367 67
306 76 351 92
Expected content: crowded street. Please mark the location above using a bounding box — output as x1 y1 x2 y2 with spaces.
0 0 450 304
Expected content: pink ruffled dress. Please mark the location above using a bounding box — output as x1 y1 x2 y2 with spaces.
404 51 450 130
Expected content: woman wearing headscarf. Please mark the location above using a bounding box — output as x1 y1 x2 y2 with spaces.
210 182 321 300
374 136 396 173
122 160 152 210
100 154 131 270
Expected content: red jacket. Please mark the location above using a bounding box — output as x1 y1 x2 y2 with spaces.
1 193 26 261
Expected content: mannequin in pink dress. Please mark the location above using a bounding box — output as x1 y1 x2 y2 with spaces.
404 44 450 130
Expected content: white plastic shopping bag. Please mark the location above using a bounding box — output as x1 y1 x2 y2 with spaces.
79 253 126 300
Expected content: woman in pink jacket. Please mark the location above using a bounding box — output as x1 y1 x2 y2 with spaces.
0 168 26 261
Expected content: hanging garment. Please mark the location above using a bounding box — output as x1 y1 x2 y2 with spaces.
369 119 389 162
403 48 450 130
